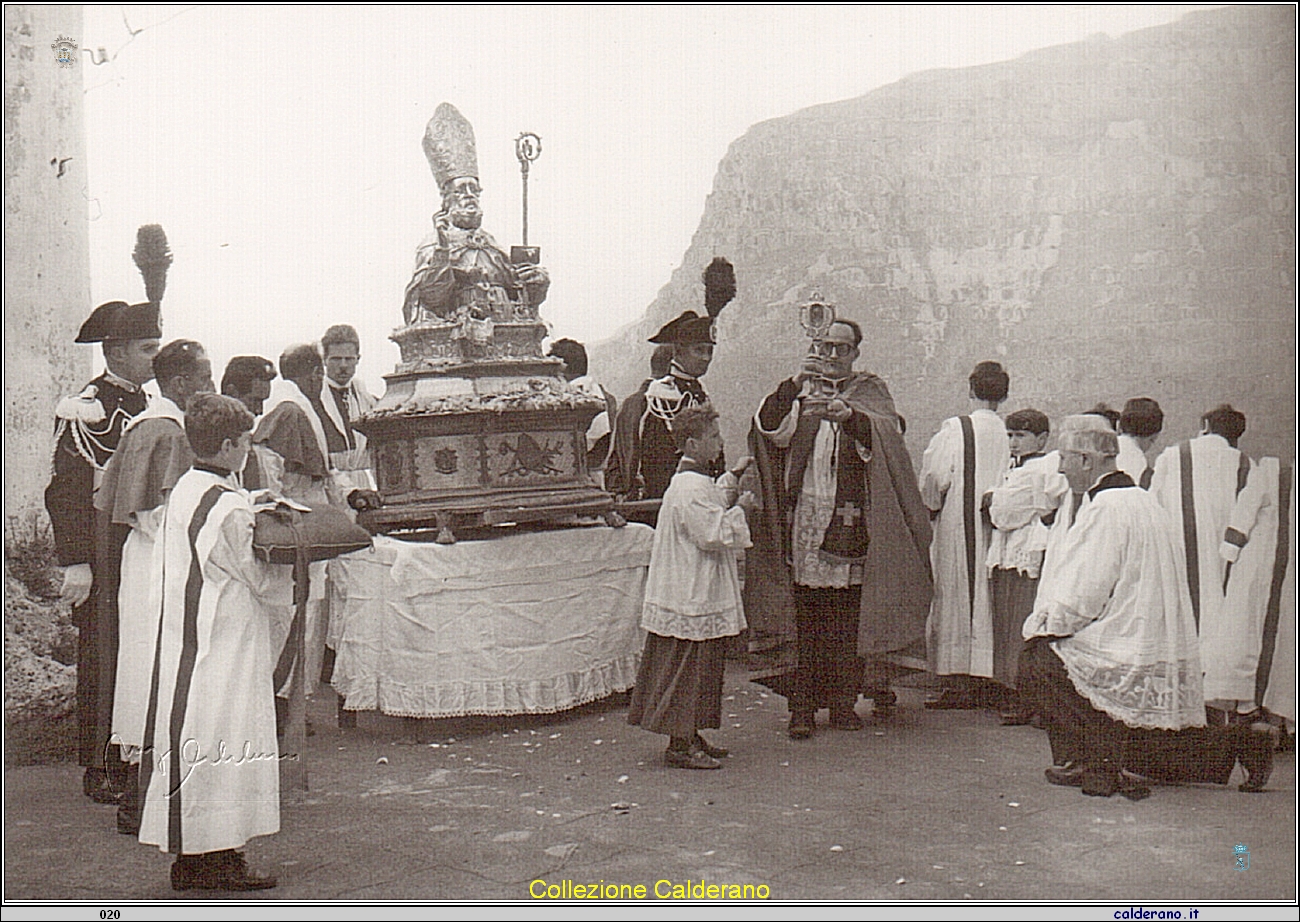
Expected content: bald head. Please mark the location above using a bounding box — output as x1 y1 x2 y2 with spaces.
1057 415 1119 493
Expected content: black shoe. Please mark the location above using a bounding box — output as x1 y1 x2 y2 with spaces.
116 805 140 836
1116 775 1152 801
1081 767 1118 797
924 688 977 710
664 748 721 770
1045 761 1085 787
83 768 106 798
692 734 728 759
84 769 120 804
788 709 815 740
172 851 278 891
1238 724 1278 793
829 704 864 731
868 689 897 716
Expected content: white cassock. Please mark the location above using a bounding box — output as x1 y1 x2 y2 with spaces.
1115 433 1151 487
318 376 377 494
254 380 334 696
1023 478 1204 731
104 396 191 753
1217 458 1294 714
1261 465 1296 724
920 408 1009 676
1149 433 1250 699
138 467 279 855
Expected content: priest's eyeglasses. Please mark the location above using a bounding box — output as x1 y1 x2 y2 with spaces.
810 341 855 359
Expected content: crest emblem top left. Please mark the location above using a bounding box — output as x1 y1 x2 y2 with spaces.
52 35 78 68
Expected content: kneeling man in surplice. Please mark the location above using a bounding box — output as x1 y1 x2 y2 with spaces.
748 318 933 739
1020 417 1275 801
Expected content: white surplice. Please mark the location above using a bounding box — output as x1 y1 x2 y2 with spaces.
1213 457 1284 706
920 408 1009 676
138 468 279 855
640 469 750 642
1023 478 1205 731
1115 433 1150 486
104 396 191 754
1150 433 1246 698
1261 465 1296 724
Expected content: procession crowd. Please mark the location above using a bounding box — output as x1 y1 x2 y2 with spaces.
44 278 1293 892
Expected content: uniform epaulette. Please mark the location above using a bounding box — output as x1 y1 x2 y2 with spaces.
54 386 107 424
645 376 693 426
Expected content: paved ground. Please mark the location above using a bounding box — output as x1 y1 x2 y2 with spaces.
4 668 1295 904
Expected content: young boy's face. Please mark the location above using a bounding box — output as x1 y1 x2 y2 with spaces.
1007 429 1048 459
686 419 723 463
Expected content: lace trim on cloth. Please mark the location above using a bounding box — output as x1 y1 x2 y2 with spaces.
335 654 642 718
790 424 863 588
1056 643 1207 731
640 601 745 642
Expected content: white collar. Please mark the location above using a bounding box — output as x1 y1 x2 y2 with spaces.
101 369 140 393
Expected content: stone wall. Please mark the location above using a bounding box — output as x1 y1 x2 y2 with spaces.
592 5 1296 466
4 6 91 535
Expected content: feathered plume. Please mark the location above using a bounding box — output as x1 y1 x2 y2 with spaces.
703 256 736 319
133 224 172 305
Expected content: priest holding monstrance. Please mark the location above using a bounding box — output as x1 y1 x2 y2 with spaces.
403 102 550 326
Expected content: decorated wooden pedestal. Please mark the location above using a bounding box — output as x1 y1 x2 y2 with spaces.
354 321 617 541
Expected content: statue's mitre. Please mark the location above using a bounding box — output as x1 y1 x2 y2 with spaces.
423 102 478 191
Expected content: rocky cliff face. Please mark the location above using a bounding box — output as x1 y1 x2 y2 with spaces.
591 5 1296 465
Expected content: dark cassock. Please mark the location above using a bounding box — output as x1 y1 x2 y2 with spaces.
606 325 721 502
44 301 158 800
747 364 933 733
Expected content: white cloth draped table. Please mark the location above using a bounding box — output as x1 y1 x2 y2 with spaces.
328 524 652 717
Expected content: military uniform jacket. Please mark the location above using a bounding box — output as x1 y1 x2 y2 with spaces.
44 372 147 568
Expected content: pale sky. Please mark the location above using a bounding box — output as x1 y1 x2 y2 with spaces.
81 4 1219 385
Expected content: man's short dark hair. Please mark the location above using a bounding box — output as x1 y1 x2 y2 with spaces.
547 338 588 377
220 356 277 397
650 344 674 378
1005 408 1050 436
672 403 719 452
969 361 1009 402
1120 398 1164 438
152 339 206 383
1085 403 1120 431
185 393 254 458
279 343 322 383
321 324 360 356
831 319 863 347
1203 404 1246 447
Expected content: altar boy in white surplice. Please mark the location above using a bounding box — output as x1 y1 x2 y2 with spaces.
139 394 280 891
627 404 754 770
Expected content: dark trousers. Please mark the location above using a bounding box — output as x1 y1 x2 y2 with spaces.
1018 638 1128 770
1125 728 1238 785
75 604 100 769
791 585 864 711
990 567 1037 689
1020 638 1242 783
